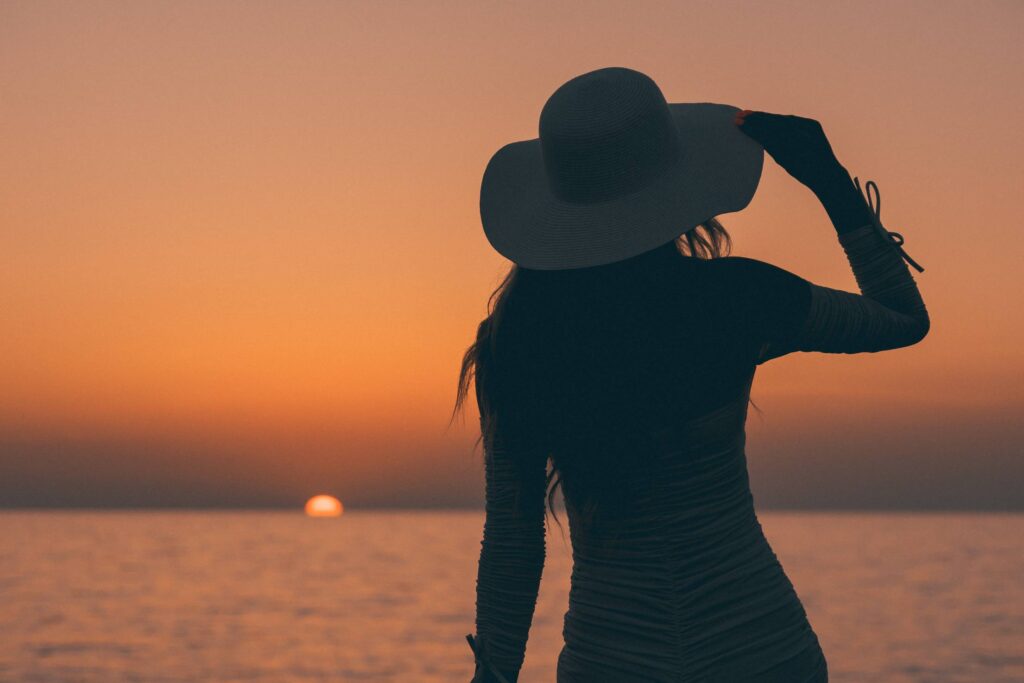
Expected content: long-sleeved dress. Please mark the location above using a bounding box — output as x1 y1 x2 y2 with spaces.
469 179 929 683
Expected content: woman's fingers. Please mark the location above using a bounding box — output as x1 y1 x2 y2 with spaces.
734 110 782 140
734 109 755 126
736 110 818 146
732 109 841 192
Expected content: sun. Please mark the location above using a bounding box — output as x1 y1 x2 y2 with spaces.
304 494 344 518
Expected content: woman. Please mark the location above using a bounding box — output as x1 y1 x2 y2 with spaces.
453 67 929 682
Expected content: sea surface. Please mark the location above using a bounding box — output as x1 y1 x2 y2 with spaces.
1 511 1022 682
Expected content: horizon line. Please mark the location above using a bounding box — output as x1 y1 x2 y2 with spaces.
1 505 1022 515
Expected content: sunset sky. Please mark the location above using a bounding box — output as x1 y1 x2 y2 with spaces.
2 0 1022 509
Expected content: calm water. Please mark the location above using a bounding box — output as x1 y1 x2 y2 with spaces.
1 511 1022 682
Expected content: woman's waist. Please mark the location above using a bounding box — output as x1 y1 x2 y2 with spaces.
567 508 808 623
563 537 819 679
567 514 790 605
565 459 764 556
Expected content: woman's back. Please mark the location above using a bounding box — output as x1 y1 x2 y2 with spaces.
535 253 826 681
556 370 824 682
501 249 795 450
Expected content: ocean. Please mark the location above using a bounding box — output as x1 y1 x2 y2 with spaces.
1 511 1021 682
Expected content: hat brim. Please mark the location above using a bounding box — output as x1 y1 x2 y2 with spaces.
480 102 764 270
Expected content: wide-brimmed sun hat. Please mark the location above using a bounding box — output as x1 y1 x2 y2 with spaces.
479 66 764 271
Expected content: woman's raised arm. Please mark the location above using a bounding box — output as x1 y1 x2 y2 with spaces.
757 173 929 362
732 110 930 362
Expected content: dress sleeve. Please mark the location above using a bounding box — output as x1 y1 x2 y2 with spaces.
756 180 930 363
469 399 547 682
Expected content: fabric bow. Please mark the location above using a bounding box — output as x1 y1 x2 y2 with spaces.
853 176 925 273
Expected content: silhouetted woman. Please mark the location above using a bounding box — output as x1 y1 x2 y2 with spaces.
452 67 928 683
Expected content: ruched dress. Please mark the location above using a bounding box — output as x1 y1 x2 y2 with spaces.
469 180 929 683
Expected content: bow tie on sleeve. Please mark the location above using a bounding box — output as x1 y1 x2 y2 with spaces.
853 177 925 273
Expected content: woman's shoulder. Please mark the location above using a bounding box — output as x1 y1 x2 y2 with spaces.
697 255 812 326
702 254 802 280
699 255 809 293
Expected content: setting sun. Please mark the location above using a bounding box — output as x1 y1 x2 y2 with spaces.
304 495 344 518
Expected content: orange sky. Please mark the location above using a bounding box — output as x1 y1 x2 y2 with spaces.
2 1 1022 508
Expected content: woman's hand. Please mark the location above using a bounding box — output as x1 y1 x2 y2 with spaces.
734 110 848 197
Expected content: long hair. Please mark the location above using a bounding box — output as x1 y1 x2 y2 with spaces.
451 218 741 530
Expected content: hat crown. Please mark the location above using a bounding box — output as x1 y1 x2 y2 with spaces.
539 67 681 204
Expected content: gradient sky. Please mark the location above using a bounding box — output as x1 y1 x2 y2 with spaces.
2 0 1022 509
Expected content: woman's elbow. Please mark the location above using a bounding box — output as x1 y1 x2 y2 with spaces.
912 309 931 345
896 313 930 349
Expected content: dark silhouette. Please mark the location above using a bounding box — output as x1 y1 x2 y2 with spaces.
453 68 929 683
